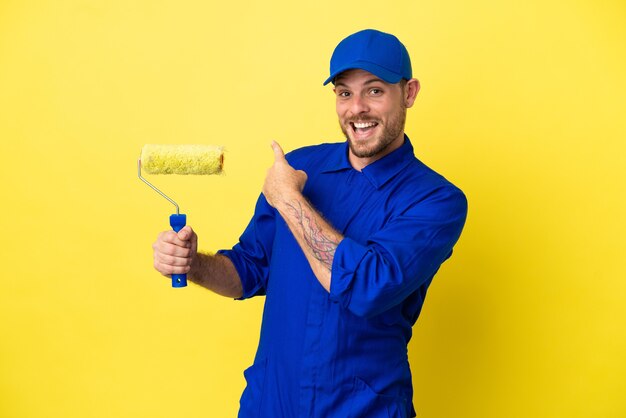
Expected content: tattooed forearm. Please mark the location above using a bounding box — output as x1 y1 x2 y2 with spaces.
284 199 340 271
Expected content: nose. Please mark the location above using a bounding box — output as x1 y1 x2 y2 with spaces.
350 94 369 115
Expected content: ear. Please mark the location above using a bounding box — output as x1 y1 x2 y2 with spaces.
404 78 420 108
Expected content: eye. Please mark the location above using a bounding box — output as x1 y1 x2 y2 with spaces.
369 88 383 95
338 91 351 98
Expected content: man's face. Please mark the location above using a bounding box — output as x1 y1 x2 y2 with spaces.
334 69 409 166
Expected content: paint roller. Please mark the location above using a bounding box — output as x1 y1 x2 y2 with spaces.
138 144 224 288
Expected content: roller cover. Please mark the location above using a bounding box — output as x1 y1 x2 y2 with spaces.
141 144 224 175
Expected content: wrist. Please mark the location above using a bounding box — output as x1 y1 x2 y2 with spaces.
189 251 202 276
275 191 303 213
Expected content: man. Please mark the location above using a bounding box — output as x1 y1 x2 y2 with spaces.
152 29 467 417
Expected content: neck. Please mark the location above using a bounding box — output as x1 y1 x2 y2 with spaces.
349 132 405 171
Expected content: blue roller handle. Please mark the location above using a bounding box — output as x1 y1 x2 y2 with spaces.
169 214 188 288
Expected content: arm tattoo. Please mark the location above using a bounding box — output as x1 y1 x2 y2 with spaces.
284 199 339 271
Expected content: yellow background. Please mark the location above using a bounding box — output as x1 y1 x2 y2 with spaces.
1 0 625 417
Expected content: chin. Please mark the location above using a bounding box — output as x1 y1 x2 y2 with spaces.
348 139 386 159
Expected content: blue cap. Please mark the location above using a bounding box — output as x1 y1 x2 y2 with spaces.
323 29 412 86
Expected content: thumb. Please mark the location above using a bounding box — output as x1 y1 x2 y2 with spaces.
177 225 194 241
271 140 285 161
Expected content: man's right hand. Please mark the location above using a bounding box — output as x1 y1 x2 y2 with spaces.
152 225 198 277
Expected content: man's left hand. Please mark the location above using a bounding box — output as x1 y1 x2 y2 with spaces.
263 141 308 208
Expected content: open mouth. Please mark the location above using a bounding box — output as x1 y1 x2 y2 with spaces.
350 121 378 135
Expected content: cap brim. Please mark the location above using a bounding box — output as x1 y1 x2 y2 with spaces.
323 61 404 85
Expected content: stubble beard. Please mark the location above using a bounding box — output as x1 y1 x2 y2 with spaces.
341 106 407 159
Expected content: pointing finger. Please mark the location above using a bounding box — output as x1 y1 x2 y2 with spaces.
271 141 285 161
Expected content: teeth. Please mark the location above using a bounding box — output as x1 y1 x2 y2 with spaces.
353 122 377 129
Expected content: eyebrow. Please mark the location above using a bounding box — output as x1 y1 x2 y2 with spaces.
364 77 385 85
334 77 386 88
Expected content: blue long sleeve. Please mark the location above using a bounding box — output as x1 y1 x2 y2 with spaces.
330 186 467 318
218 194 276 299
219 137 467 418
